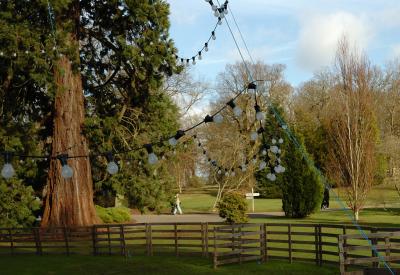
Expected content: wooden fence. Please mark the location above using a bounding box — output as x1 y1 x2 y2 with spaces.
0 222 399 273
339 231 400 274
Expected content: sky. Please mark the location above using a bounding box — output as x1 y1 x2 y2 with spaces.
168 0 400 88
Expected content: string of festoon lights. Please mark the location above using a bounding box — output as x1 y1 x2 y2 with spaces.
0 82 286 181
173 0 229 66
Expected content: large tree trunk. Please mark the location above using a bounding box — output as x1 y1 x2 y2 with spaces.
41 55 100 227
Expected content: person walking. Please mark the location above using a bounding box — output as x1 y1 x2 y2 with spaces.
173 193 183 215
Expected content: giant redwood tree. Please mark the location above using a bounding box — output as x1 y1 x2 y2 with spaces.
0 0 179 227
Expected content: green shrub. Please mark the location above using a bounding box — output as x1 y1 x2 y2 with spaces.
217 192 248 224
95 205 131 223
280 143 323 218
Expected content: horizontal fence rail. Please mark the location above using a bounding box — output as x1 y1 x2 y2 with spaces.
0 223 399 273
339 231 400 275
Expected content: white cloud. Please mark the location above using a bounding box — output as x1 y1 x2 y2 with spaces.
296 12 373 71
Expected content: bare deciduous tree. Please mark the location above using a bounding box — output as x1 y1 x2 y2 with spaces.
327 39 378 221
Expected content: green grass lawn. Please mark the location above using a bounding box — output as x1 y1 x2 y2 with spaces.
0 254 339 275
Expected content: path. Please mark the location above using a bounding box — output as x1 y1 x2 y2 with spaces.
132 212 286 223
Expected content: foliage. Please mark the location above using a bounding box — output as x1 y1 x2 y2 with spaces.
280 140 324 218
95 205 131 224
256 105 323 218
0 179 40 228
0 0 183 223
217 192 248 223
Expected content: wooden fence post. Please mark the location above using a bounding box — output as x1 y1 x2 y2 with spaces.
288 224 292 263
92 225 97 256
338 235 345 275
259 224 264 263
213 226 217 269
107 225 112 255
8 229 14 255
120 224 126 256
201 223 205 257
385 236 390 268
205 222 209 257
33 228 42 255
174 224 178 256
238 225 242 264
342 225 347 270
263 224 267 262
318 225 322 266
314 225 319 265
63 227 70 256
371 228 378 268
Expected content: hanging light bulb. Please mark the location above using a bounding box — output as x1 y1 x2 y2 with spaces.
213 113 223 124
218 17 222 25
214 10 219 17
169 130 185 147
252 156 257 164
259 161 267 170
198 51 202 60
247 82 257 92
186 59 190 65
105 152 119 175
250 131 258 141
279 138 284 144
145 144 158 165
211 31 216 40
204 43 209 52
224 6 228 14
267 173 277 181
231 169 236 176
227 100 242 117
282 124 288 130
192 57 196 65
1 152 15 179
240 164 247 172
272 138 277 144
57 154 73 179
224 169 229 177
262 149 267 156
218 169 222 175
255 105 265 121
212 4 217 11
219 9 225 18
270 146 279 154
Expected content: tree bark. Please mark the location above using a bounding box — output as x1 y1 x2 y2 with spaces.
41 56 100 227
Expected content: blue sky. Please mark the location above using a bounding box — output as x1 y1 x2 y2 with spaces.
168 0 400 87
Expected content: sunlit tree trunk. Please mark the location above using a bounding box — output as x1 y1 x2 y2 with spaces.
42 2 100 227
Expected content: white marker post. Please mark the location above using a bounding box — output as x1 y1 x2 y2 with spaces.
246 188 260 212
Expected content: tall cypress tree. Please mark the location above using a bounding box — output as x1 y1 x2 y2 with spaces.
0 0 179 226
256 106 323 218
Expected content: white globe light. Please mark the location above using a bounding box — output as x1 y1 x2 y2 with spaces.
218 170 222 175
256 111 265 121
259 161 267 170
252 158 257 164
241 165 247 172
231 171 236 176
278 149 282 154
250 131 258 141
279 138 284 144
277 158 281 163
280 166 286 173
272 138 277 144
107 161 119 175
270 173 277 181
262 149 267 156
274 165 282 174
148 153 158 165
1 163 15 179
224 8 228 14
214 10 219 17
282 124 288 130
224 172 229 177
233 106 242 117
219 12 225 19
212 4 217 11
61 165 73 179
168 137 178 146
270 146 279 154
213 114 223 124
